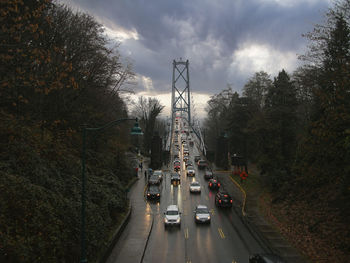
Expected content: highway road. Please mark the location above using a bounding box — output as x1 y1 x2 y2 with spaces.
141 136 266 263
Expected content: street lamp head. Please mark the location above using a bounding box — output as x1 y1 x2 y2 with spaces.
131 119 143 135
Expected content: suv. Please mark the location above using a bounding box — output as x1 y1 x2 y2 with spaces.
164 205 181 228
197 160 208 169
215 190 233 207
146 185 161 200
170 173 181 185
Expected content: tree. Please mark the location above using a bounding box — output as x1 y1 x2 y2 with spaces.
132 96 164 154
243 71 272 110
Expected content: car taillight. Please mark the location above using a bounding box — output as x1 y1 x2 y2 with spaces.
218 183 221 187
209 183 212 187
224 195 228 197
219 200 222 203
230 200 233 203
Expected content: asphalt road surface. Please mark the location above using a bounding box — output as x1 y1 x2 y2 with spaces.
141 142 266 263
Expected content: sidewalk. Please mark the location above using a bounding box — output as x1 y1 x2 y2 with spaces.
105 158 153 263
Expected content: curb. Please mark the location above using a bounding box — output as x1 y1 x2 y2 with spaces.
99 175 139 263
140 215 154 263
99 203 132 263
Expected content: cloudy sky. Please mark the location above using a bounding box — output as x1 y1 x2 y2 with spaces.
60 0 331 118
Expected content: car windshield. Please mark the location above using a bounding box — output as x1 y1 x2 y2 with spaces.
149 186 159 193
153 171 161 175
187 166 194 170
196 208 209 214
166 211 178 215
191 182 199 186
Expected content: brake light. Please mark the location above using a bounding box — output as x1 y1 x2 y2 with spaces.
230 200 233 203
219 200 222 203
218 183 221 187
209 183 212 187
224 195 228 197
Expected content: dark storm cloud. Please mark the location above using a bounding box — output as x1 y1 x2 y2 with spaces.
62 0 330 94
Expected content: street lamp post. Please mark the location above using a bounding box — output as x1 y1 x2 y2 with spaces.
80 118 142 263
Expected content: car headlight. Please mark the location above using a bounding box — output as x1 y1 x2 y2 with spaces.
176 218 180 223
164 218 168 223
157 194 160 196
207 216 211 220
196 215 199 220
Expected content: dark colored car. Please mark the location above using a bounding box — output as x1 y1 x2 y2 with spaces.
197 160 208 169
249 254 286 263
215 190 233 207
185 160 193 167
146 185 161 200
171 173 181 185
204 169 213 180
194 205 211 224
208 178 220 190
148 175 161 185
194 155 201 162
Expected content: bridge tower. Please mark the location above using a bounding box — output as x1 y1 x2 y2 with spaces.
171 59 191 127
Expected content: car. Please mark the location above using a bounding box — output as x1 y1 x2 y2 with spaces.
215 190 233 207
194 155 201 163
146 185 161 200
186 165 195 177
148 174 161 185
183 149 189 156
170 173 181 185
249 253 286 263
164 205 181 228
204 169 213 180
173 159 181 172
194 205 211 224
185 160 193 167
153 170 163 182
183 155 189 162
197 160 208 169
189 181 201 193
208 178 220 190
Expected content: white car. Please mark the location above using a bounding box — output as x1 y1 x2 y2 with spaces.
187 165 195 176
189 181 201 193
164 205 181 228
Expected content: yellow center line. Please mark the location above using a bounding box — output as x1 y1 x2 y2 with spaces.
184 228 189 239
205 196 209 201
210 209 215 215
218 228 225 239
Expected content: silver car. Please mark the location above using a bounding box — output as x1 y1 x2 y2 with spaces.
187 165 195 176
194 205 211 224
189 181 201 193
164 205 181 228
